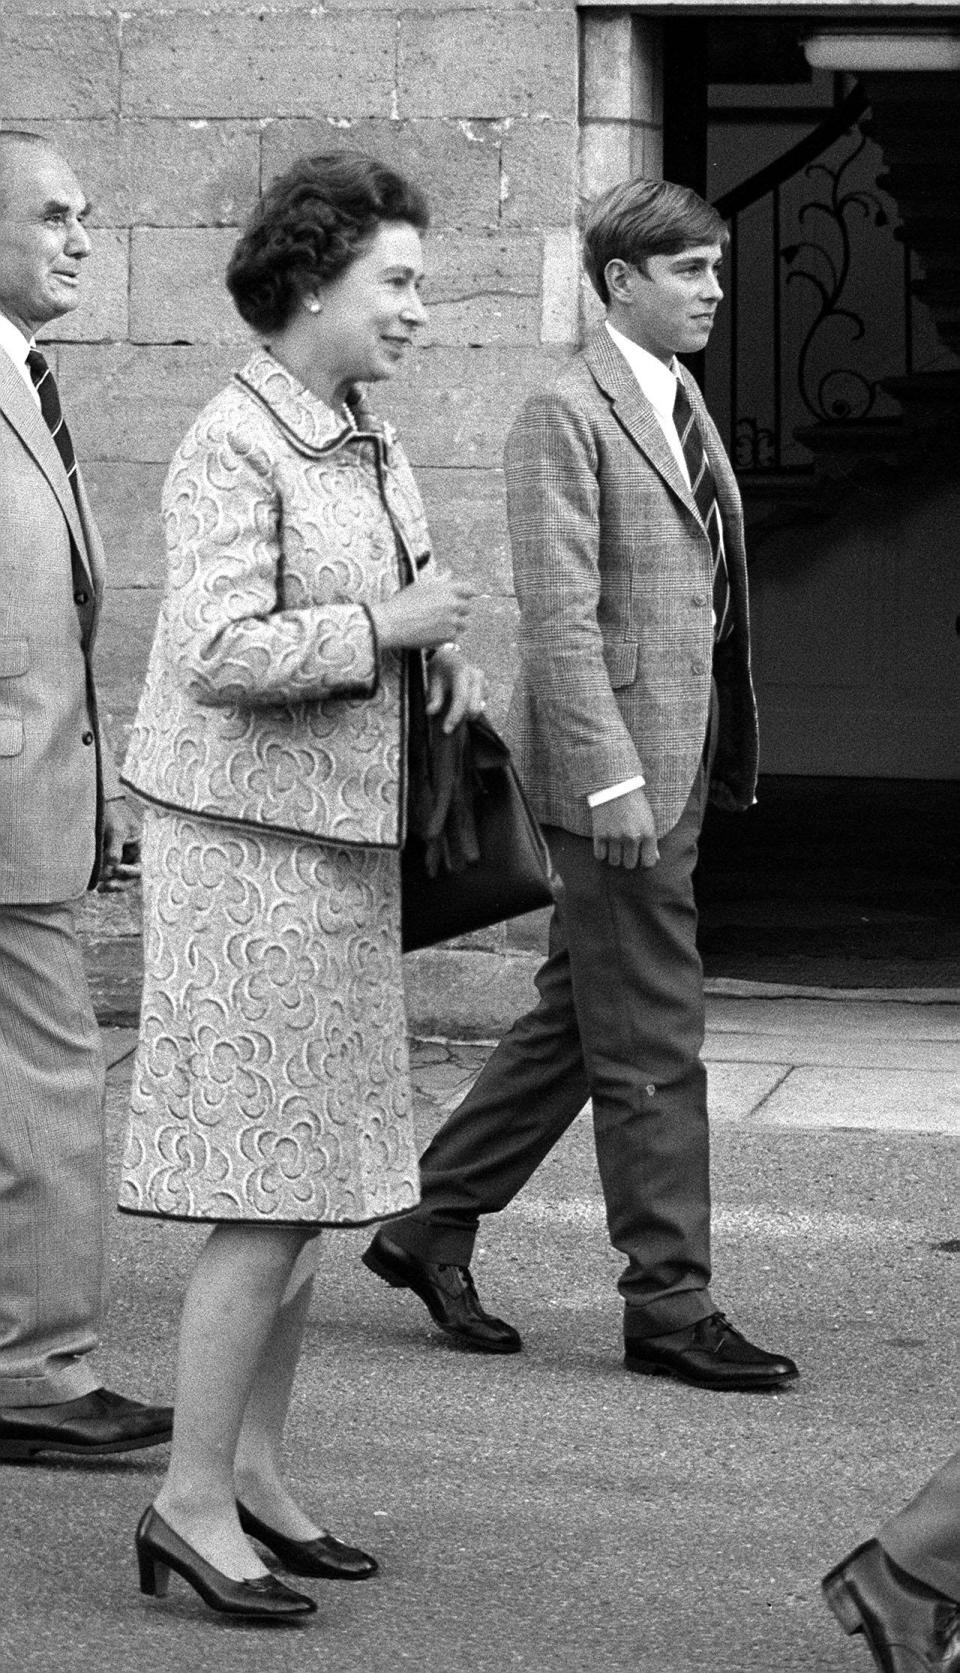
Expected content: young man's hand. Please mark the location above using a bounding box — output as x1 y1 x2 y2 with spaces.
590 786 659 869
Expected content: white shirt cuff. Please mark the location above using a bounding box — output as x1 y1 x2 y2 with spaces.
586 774 646 808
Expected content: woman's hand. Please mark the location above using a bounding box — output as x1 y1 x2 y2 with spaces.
370 571 475 651
426 645 489 734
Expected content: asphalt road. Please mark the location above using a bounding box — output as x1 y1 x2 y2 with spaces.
0 1036 957 1673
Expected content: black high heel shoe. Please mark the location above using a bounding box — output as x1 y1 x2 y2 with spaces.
135 1505 318 1620
236 1499 379 1580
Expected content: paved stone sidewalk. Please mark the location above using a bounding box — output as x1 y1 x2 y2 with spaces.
392 993 960 1137
104 992 960 1134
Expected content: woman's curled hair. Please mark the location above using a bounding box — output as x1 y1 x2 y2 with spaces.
226 150 430 334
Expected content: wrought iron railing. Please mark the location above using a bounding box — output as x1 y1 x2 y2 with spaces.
707 84 927 475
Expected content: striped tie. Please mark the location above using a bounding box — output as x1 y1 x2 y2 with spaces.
672 378 732 644
26 348 80 508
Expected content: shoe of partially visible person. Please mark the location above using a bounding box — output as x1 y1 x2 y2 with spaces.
0 1388 174 1461
623 1311 798 1391
237 1499 378 1579
135 1506 316 1622
822 1539 960 1672
362 1229 522 1353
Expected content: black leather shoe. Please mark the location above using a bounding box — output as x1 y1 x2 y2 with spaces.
0 1388 174 1461
362 1230 522 1353
624 1312 798 1391
136 1506 316 1621
823 1539 960 1671
237 1500 377 1580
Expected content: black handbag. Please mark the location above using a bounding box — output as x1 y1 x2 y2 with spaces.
401 711 558 953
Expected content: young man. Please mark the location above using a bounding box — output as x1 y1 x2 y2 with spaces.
0 131 171 1459
364 176 797 1393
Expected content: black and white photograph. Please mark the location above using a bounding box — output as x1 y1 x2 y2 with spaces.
0 2 957 1669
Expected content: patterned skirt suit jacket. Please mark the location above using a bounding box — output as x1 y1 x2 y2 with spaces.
118 349 427 1226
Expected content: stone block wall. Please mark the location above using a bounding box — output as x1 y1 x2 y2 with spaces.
1 0 666 1033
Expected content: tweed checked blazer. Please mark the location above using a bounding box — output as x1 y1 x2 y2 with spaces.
123 349 432 849
503 326 758 839
0 343 118 903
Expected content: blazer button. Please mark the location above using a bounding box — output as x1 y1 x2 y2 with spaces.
74 589 89 606
691 593 705 607
81 730 94 745
691 659 707 676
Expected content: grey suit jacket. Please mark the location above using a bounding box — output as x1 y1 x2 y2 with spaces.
503 327 759 839
0 346 116 903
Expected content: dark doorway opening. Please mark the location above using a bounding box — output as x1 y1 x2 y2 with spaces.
696 776 960 988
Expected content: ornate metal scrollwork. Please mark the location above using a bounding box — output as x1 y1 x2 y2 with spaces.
781 132 890 423
735 416 777 469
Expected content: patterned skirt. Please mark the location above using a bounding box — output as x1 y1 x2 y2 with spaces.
119 809 420 1225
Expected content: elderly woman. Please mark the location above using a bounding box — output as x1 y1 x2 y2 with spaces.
118 151 484 1622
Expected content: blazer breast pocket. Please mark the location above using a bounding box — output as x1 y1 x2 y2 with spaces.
602 640 639 690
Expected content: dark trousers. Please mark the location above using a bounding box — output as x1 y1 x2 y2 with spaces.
880 1452 960 1600
391 757 716 1339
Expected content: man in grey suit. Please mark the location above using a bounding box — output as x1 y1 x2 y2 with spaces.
364 177 797 1392
0 131 171 1459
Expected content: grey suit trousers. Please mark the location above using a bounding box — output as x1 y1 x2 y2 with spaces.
389 758 716 1338
0 901 106 1406
880 1452 960 1600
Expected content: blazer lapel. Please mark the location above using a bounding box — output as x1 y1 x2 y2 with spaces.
0 348 90 567
583 328 700 518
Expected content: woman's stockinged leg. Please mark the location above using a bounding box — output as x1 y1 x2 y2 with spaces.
153 1221 319 1579
234 1235 327 1542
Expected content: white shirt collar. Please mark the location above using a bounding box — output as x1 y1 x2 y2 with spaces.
603 319 694 492
0 313 39 401
0 312 32 368
604 320 680 420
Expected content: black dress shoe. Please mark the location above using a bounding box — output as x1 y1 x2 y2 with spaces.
362 1229 522 1353
823 1539 960 1672
136 1506 316 1621
237 1500 378 1579
624 1312 798 1391
0 1388 174 1461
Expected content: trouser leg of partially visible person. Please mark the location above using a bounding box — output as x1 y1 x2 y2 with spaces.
0 900 106 1407
822 1455 960 1669
880 1453 960 1601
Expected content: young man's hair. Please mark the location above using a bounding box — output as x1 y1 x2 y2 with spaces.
583 176 728 304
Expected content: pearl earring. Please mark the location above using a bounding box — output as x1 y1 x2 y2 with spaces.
306 299 322 315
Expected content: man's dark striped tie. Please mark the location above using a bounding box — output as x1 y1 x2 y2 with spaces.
26 348 81 510
672 378 732 643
